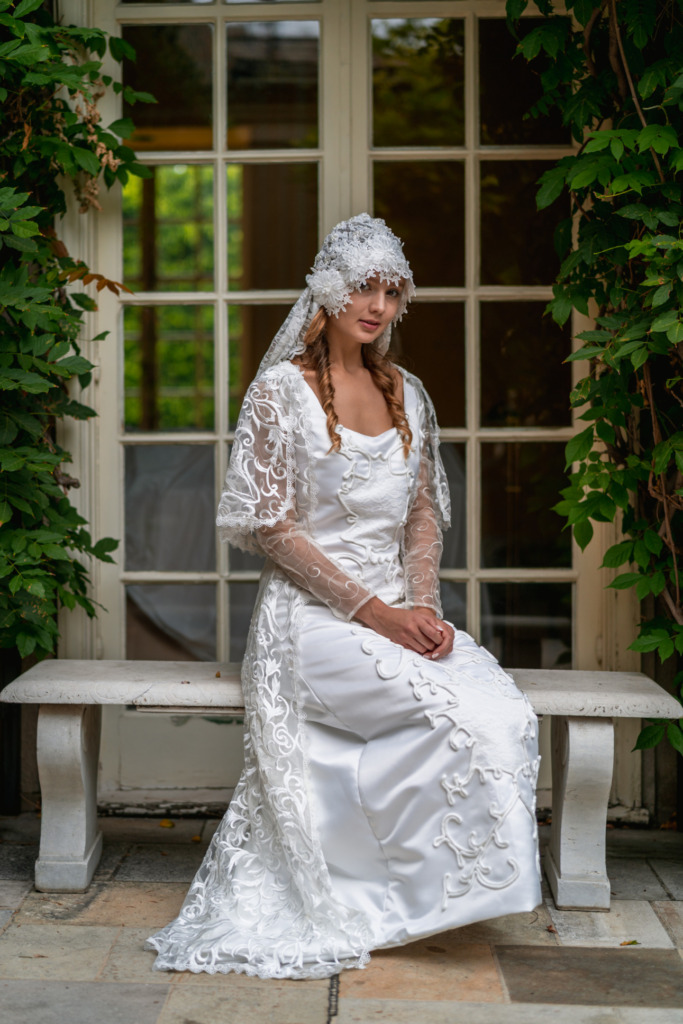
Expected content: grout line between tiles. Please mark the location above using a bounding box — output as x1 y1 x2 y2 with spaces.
489 942 512 1004
648 859 677 901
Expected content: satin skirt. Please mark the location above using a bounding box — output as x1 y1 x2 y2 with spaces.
297 603 542 949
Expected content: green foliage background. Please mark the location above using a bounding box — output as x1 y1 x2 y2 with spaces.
507 0 683 755
0 0 150 659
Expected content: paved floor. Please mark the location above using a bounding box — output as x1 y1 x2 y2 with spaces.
1 814 682 1023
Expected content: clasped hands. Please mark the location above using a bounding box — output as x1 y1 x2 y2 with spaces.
356 598 454 660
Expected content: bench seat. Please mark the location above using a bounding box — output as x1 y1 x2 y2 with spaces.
2 660 680 911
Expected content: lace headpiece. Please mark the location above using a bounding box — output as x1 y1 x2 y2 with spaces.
257 213 416 374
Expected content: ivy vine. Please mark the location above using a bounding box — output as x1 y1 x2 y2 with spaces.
507 0 683 755
0 0 151 659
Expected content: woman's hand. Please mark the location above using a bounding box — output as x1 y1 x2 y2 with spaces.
355 599 454 659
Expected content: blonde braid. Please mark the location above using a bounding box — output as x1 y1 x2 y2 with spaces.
363 346 413 458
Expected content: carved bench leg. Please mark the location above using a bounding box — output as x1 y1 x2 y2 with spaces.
543 715 614 912
35 704 103 892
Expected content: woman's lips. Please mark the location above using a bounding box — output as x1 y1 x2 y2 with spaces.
359 319 381 330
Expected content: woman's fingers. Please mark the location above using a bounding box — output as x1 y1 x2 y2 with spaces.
425 622 455 660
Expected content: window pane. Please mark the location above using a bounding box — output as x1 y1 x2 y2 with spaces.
441 443 466 570
228 305 292 427
481 583 572 670
125 445 215 571
480 161 560 286
124 306 214 433
393 302 464 427
127 584 216 661
229 582 260 660
123 165 214 292
480 303 571 428
479 19 567 146
372 18 464 147
227 22 319 149
122 25 213 151
374 161 464 286
481 442 570 569
227 163 317 289
440 582 467 632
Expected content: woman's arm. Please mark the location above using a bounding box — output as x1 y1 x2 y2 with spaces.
403 444 443 615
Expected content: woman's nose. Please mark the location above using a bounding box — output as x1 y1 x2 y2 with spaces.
368 290 386 313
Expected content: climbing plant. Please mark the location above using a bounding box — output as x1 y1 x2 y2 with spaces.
0 0 151 659
506 0 683 755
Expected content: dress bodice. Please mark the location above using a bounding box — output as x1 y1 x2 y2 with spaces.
296 374 422 605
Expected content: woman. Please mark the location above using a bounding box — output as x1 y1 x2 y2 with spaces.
146 214 541 979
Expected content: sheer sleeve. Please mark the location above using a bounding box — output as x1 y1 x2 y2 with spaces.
217 371 373 620
403 441 444 616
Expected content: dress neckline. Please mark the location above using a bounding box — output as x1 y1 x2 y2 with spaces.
293 363 401 440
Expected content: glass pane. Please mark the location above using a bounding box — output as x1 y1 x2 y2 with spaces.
441 443 466 570
127 584 216 661
227 22 319 149
230 582 260 660
226 0 319 3
374 161 464 286
393 302 464 427
480 161 560 286
480 303 571 427
479 20 568 146
228 305 291 427
122 25 213 151
372 19 464 147
227 163 317 289
124 306 214 433
123 165 214 292
125 445 215 571
481 583 572 669
440 582 467 631
122 0 214 4
481 442 570 569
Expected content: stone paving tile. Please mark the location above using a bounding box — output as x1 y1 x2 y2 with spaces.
0 880 31 909
653 903 683 946
606 830 683 858
547 899 673 948
447 906 559 946
336 1003 683 1024
158 977 328 1024
606 857 670 901
0 909 12 933
16 882 186 929
100 927 182 985
114 845 205 883
650 858 683 900
0 923 120 981
495 945 683 1007
15 887 105 925
101 818 206 845
340 942 504 1002
93 842 133 881
0 844 36 880
0 979 169 1024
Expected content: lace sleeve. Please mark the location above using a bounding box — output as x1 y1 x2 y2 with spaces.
217 372 373 620
403 440 444 616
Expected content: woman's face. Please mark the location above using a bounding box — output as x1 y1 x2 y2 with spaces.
326 276 403 348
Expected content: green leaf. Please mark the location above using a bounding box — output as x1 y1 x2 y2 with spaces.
644 531 663 556
14 0 46 16
72 147 102 176
16 631 36 658
633 722 666 750
602 541 634 569
667 723 683 757
0 499 11 524
565 426 594 468
573 518 593 550
608 572 642 590
106 118 135 139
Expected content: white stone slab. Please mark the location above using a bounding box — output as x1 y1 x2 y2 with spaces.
547 900 674 948
336 1001 623 1024
510 669 681 718
2 661 680 718
0 661 244 710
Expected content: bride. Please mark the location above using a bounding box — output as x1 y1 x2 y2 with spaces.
146 213 541 979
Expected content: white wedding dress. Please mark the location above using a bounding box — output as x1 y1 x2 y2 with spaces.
146 361 541 979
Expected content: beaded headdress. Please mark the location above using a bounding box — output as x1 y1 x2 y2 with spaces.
257 213 416 375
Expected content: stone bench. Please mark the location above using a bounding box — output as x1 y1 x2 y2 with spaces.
1 660 680 911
